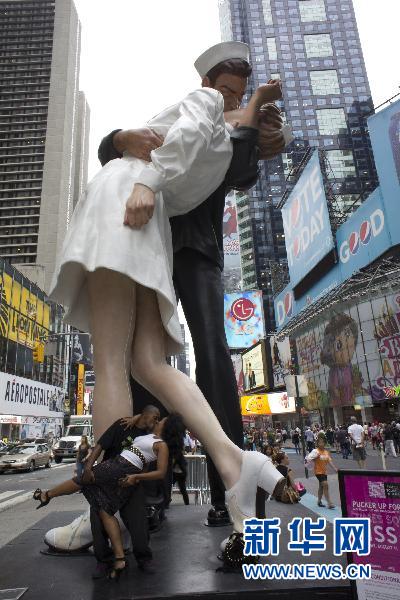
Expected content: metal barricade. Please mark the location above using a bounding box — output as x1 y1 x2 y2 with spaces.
172 454 210 505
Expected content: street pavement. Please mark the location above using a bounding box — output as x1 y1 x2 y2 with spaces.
0 444 398 551
0 459 86 548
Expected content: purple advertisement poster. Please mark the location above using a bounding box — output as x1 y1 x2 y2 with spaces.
340 471 400 599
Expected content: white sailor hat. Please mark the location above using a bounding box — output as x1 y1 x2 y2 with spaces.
194 41 250 78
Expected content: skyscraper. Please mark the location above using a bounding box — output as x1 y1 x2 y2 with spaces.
219 0 377 330
0 0 89 292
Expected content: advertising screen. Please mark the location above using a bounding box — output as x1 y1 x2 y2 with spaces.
0 271 50 348
240 392 295 416
368 98 400 246
242 341 268 392
241 394 269 416
270 335 292 388
224 290 265 349
281 150 334 288
267 392 296 414
222 192 242 293
339 470 400 600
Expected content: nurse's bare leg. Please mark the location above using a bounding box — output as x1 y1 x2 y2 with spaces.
87 268 136 440
130 285 242 490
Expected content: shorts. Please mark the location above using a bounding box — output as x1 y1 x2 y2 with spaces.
316 474 327 483
353 446 366 461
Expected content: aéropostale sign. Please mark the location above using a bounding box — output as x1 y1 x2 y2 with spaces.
282 150 334 288
0 372 64 417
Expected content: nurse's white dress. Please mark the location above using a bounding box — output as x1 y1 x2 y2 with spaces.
49 88 233 356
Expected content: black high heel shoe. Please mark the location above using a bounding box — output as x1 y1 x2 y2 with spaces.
33 488 51 509
108 557 128 581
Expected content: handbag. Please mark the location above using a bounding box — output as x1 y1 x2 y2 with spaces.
279 482 300 504
294 482 306 497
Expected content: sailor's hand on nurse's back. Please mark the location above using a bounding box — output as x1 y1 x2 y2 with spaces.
120 416 136 430
124 184 155 228
113 128 164 162
254 80 282 104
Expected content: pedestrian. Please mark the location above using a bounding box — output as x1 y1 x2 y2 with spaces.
306 435 337 509
393 423 400 455
170 449 189 506
282 428 288 444
325 427 334 447
305 427 315 453
383 423 397 458
75 435 91 479
348 416 366 468
336 426 350 459
370 423 379 450
292 430 301 454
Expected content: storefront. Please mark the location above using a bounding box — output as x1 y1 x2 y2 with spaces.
0 369 64 442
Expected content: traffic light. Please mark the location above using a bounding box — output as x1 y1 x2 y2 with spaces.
33 341 44 363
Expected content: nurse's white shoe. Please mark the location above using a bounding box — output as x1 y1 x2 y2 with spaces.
44 510 92 551
225 451 284 534
44 510 132 552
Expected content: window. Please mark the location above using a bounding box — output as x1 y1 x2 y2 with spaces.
266 37 278 60
310 70 339 94
299 0 327 22
317 108 347 135
325 149 356 179
304 34 333 58
262 0 273 25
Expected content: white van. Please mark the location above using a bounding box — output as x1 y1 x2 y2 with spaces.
52 415 93 463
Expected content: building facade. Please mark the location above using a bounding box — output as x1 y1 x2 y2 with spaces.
218 0 378 329
0 257 67 440
0 0 89 292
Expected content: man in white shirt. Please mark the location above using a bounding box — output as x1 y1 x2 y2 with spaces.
348 416 366 468
305 427 315 453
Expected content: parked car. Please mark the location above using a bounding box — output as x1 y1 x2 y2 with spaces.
0 443 52 473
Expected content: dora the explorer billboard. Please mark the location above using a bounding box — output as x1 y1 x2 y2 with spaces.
0 271 50 348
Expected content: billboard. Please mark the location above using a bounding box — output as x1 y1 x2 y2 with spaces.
281 150 334 288
240 392 295 416
224 290 265 349
0 372 64 418
287 290 400 411
222 192 242 293
71 333 93 366
339 470 400 600
267 392 296 414
275 186 392 330
274 100 400 331
0 271 50 348
270 335 292 388
241 394 269 416
231 353 244 398
368 98 400 247
242 341 268 392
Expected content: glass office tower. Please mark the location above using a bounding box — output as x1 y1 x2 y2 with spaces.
219 0 377 329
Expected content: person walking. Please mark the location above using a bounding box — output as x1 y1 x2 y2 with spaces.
383 423 397 458
292 430 301 455
348 416 366 468
170 450 190 505
305 427 315 453
306 435 337 509
75 435 91 479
